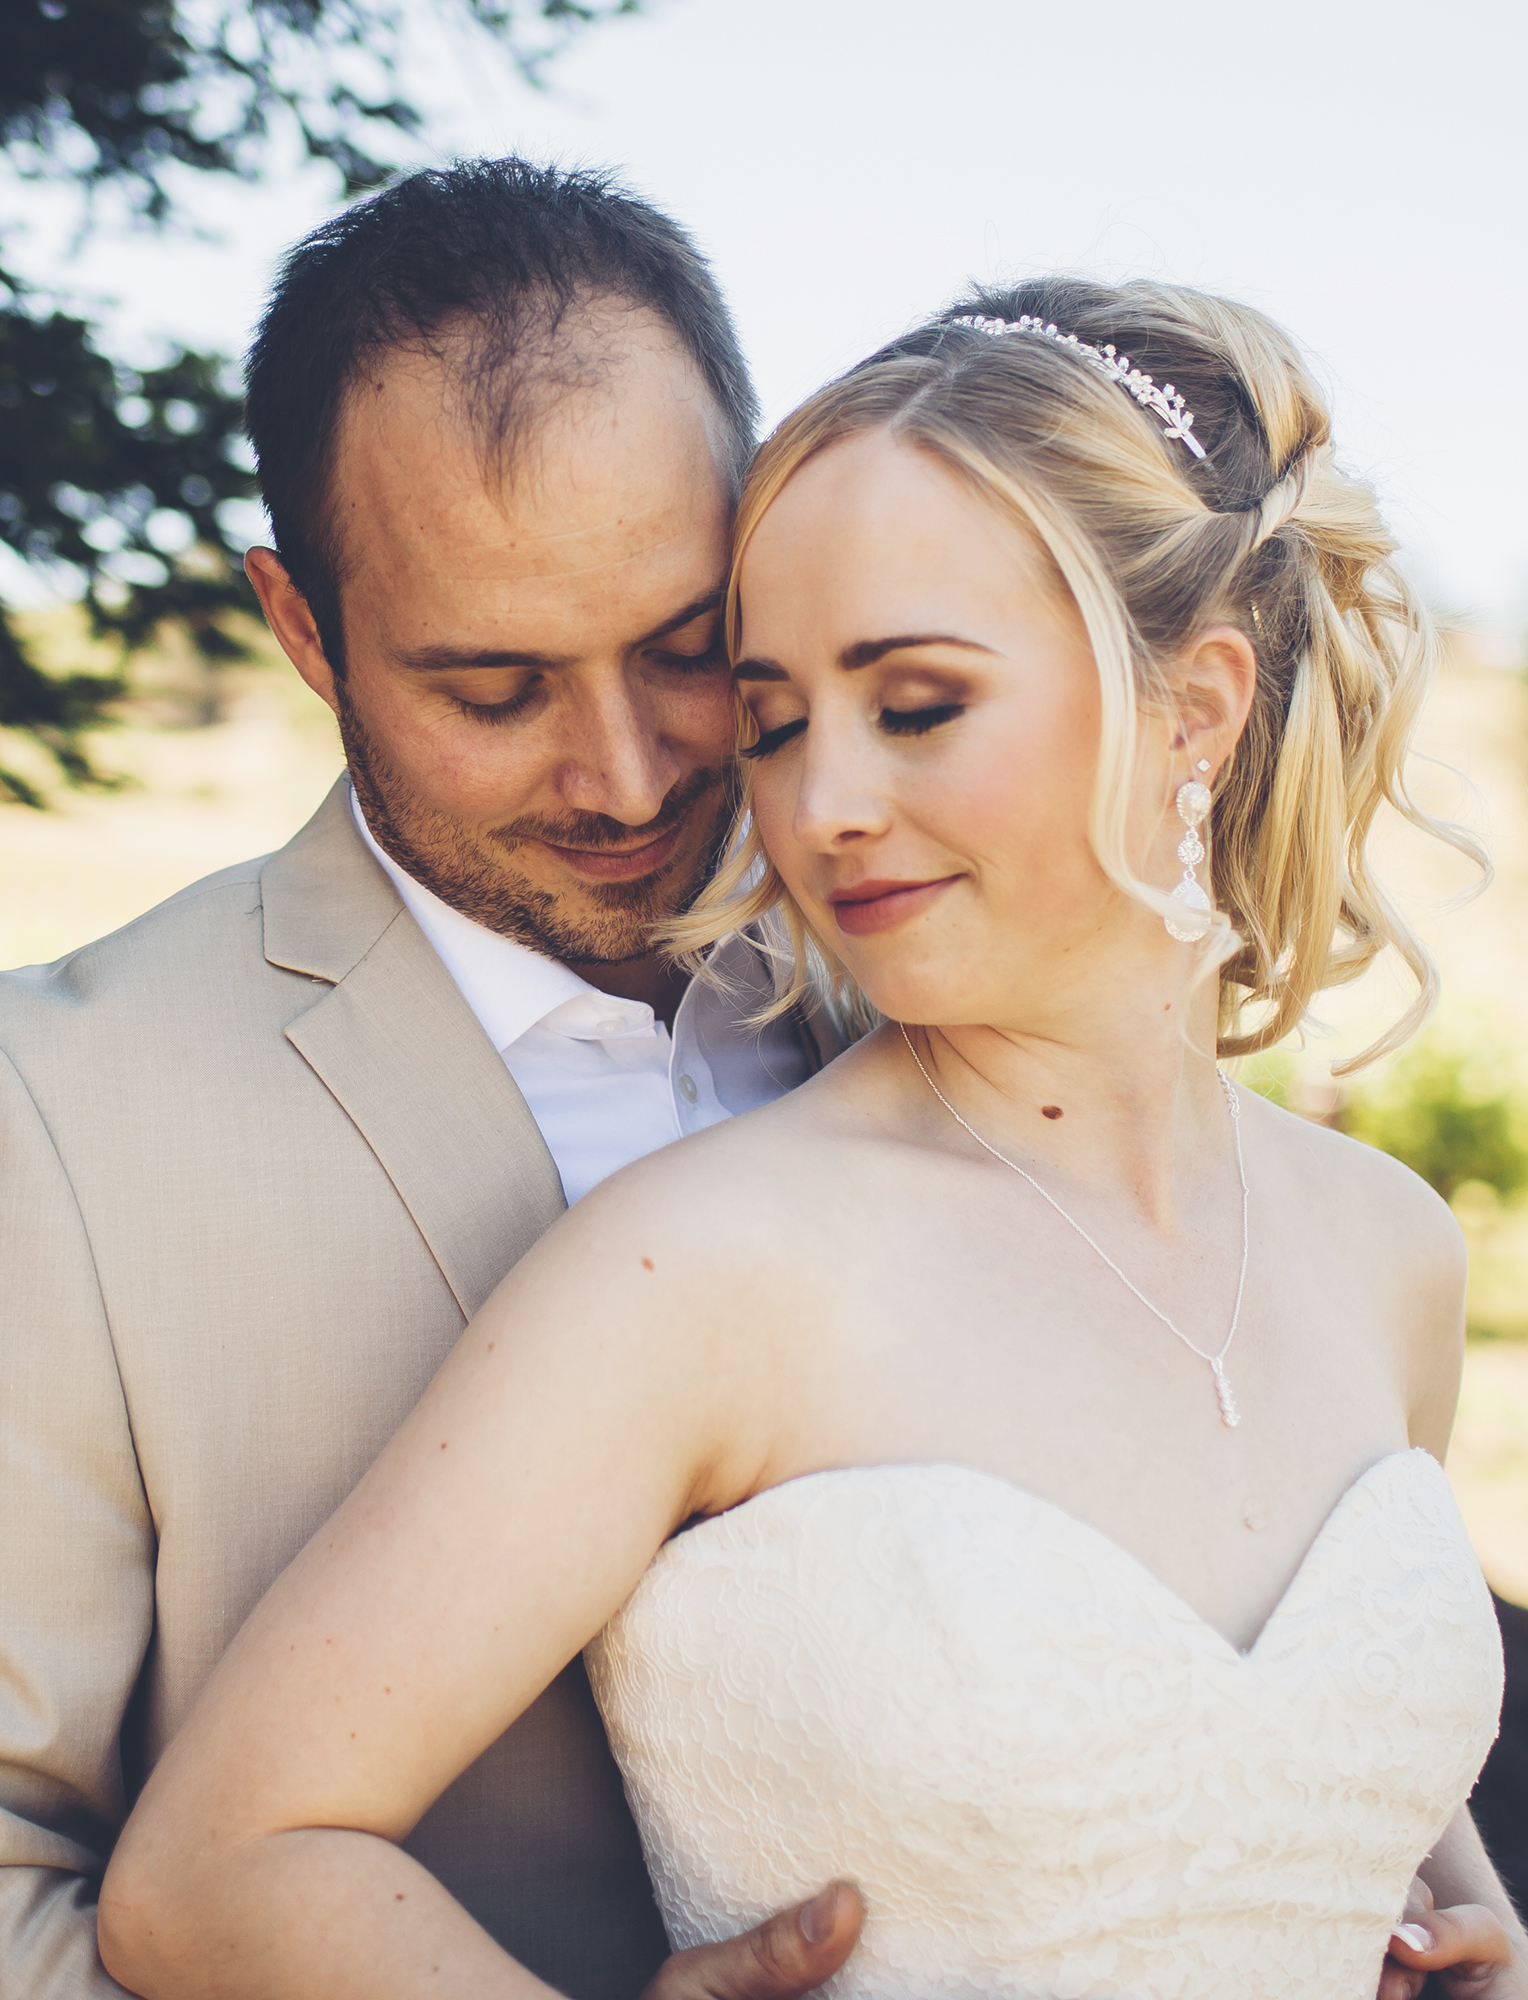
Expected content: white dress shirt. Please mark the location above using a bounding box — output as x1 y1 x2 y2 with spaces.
352 792 810 1205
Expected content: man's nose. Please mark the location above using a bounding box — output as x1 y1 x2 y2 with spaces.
557 675 683 827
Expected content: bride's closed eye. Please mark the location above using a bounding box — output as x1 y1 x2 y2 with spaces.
880 701 965 737
741 701 967 761
741 716 807 761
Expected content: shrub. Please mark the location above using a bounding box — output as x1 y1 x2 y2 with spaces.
1339 1036 1528 1206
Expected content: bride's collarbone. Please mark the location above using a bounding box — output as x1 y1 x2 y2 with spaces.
757 1093 1420 1432
732 1229 1410 1656
780 1199 1393 1404
659 1092 1433 1645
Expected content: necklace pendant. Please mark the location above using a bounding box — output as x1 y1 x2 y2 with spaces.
1210 1358 1241 1429
898 1029 1253 1438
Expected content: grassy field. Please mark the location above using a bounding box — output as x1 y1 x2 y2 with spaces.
4 617 1527 1602
0 623 343 966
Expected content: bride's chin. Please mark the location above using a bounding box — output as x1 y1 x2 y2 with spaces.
841 965 970 1029
813 916 993 1028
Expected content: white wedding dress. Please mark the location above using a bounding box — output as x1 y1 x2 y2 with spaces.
587 1450 1502 2000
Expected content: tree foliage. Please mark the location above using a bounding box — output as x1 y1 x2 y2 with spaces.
0 273 255 801
0 0 638 803
1340 1035 1528 1207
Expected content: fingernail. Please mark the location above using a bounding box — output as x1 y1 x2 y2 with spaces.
1391 1923 1434 1951
800 1886 840 1945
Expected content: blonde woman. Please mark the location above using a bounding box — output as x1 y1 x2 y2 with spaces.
101 280 1523 2000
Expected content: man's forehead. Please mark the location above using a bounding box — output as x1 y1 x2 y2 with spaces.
395 545 724 620
331 328 731 587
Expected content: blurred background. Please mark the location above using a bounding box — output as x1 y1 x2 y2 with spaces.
3 0 1526 1870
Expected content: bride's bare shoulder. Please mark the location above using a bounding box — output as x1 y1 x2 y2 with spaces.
1242 1081 1462 1264
1238 1081 1466 1420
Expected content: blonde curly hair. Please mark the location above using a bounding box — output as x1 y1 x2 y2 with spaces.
664 277 1482 1071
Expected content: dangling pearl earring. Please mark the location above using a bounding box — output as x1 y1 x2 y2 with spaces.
1166 758 1214 942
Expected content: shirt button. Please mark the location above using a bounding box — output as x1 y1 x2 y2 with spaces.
598 1018 624 1037
677 1073 699 1103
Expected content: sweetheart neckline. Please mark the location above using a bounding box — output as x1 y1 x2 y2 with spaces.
658 1447 1438 1662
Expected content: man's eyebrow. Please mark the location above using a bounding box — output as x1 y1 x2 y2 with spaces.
839 634 995 670
637 590 725 647
390 643 575 673
387 591 725 676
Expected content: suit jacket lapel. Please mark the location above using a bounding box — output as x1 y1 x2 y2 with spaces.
262 779 567 1319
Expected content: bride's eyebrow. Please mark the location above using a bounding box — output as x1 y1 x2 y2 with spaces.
733 634 994 684
838 634 995 669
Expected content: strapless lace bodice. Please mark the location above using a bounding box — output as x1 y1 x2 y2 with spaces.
587 1451 1502 2000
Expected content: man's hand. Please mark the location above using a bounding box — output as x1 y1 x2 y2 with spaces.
642 1870 1527 2000
1380 1876 1528 2000
642 1883 864 2000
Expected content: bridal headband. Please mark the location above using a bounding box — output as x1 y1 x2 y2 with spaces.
950 314 1207 461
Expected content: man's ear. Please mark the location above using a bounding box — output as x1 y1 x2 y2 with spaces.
1168 623 1257 779
245 547 338 713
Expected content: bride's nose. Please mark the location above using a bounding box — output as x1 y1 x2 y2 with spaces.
789 715 895 851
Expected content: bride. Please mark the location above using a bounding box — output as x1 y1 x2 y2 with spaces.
99 278 1523 2000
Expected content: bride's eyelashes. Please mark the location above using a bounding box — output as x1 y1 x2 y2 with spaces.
879 701 965 737
741 700 967 762
741 716 808 761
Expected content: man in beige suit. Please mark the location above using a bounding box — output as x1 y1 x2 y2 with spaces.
0 160 860 1997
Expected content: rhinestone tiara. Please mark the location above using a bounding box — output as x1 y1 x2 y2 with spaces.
950 313 1207 461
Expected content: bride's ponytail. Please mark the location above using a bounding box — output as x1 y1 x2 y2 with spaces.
1208 435 1467 1066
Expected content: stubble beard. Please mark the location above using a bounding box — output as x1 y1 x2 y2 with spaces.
336 682 735 966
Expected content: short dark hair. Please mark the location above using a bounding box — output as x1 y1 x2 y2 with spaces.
245 158 758 672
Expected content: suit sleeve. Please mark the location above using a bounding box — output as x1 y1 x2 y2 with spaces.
0 1048 153 1996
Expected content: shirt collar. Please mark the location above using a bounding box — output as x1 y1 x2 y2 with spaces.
350 788 657 1052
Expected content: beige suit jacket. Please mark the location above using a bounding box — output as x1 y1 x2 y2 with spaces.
0 777 843 1999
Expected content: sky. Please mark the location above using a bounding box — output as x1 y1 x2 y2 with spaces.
8 0 1528 636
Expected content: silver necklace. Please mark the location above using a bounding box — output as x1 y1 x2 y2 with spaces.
900 1025 1251 1428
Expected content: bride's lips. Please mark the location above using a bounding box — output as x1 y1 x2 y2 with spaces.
827 876 960 936
536 822 683 882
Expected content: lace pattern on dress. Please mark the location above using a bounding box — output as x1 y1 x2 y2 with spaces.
588 1452 1502 2000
